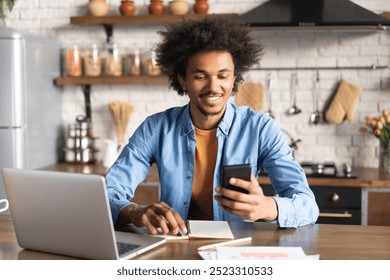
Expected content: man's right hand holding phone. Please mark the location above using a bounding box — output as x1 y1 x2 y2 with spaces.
215 173 278 222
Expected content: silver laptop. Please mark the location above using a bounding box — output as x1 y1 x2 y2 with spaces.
1 168 166 260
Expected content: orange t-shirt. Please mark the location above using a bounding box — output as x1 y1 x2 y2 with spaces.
187 127 218 220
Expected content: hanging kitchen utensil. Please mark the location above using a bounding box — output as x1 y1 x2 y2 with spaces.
266 73 274 118
108 101 134 145
310 71 321 125
235 81 264 111
287 72 302 115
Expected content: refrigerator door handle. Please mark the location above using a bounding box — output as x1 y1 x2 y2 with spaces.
0 126 24 129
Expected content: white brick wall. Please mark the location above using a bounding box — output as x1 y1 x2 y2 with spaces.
2 0 390 169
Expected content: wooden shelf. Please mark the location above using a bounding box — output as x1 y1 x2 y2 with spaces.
57 13 240 119
55 75 169 86
58 13 238 86
70 13 238 26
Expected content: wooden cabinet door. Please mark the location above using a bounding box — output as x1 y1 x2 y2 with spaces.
367 191 390 226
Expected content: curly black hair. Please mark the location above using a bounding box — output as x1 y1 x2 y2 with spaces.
154 16 264 96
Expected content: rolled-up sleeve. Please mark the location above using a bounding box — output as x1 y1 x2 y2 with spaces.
259 119 319 228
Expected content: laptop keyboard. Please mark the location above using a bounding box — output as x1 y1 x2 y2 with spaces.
116 242 141 256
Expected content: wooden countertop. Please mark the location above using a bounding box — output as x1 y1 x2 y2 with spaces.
259 167 390 188
41 163 390 188
1 215 390 260
41 162 159 182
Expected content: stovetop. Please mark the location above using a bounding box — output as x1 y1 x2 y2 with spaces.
300 161 357 179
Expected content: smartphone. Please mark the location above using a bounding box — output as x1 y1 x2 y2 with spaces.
222 164 251 194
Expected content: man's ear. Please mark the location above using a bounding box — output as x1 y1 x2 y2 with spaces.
177 74 186 91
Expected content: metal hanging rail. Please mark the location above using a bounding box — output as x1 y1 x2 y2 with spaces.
251 65 388 71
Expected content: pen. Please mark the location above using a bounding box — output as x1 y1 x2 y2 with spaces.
197 237 252 251
177 220 190 236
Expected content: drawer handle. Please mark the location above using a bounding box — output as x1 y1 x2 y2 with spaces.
331 193 340 202
319 212 352 218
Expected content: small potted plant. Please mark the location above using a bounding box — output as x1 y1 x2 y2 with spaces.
0 0 16 20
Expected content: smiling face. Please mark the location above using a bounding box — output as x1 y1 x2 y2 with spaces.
178 51 236 130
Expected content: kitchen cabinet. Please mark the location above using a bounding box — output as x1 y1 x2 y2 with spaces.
362 188 390 226
259 167 390 226
311 186 361 225
261 184 362 225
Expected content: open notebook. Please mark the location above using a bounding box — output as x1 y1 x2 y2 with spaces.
151 220 235 240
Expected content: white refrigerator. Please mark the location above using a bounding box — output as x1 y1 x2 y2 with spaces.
0 27 62 213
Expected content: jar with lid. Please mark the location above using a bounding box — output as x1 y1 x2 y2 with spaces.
142 50 160 76
83 44 102 77
124 48 141 76
104 42 123 77
63 45 83 77
87 0 110 16
148 0 164 15
168 0 189 15
193 0 209 14
120 0 136 16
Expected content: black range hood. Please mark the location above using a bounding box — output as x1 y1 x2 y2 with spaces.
240 0 390 31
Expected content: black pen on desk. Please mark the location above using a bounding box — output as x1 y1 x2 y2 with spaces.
197 237 252 251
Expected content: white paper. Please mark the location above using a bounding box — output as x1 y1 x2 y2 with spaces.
198 246 319 260
198 251 218 260
147 220 234 240
188 220 234 239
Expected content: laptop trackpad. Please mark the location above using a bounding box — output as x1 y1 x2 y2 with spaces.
115 231 166 259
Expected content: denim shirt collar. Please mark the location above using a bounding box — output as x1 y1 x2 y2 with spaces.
180 102 234 136
218 102 234 136
180 104 194 136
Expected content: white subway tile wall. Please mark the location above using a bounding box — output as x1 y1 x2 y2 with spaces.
2 0 390 168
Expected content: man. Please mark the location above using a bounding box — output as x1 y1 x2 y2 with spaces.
105 17 319 236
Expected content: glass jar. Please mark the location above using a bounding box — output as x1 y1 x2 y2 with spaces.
63 45 83 77
123 48 141 76
143 50 160 76
104 42 123 77
379 141 390 173
83 44 102 77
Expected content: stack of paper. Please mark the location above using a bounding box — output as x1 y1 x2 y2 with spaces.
199 246 320 260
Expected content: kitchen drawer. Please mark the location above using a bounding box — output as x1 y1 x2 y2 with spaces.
317 208 361 225
261 184 362 225
311 186 361 209
261 185 361 209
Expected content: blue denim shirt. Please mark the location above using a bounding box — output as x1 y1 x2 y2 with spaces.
105 102 319 228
